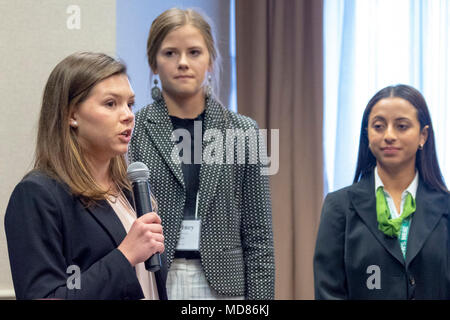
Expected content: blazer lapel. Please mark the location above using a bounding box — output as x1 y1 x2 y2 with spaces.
197 98 228 220
90 190 169 300
405 182 447 267
143 99 185 189
84 200 127 247
349 172 405 266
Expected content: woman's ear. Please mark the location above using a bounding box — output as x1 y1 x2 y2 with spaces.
208 61 213 74
151 64 158 75
420 125 429 147
69 109 78 128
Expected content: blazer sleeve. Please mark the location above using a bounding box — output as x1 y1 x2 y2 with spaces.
4 177 143 300
313 191 348 299
240 121 275 300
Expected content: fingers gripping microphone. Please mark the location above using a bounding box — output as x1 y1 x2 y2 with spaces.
127 162 161 272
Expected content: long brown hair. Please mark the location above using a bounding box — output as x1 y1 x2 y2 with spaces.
33 52 131 203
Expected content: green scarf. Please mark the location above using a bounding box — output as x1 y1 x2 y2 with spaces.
376 187 416 237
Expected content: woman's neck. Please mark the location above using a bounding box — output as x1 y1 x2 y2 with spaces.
377 162 416 194
163 91 206 119
85 155 113 192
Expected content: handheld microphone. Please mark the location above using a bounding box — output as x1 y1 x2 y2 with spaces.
127 161 161 272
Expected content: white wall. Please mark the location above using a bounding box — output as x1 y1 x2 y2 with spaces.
0 0 116 299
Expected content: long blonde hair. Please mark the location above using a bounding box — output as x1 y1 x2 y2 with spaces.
34 52 131 204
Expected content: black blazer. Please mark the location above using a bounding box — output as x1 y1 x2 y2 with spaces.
314 170 450 299
4 171 167 300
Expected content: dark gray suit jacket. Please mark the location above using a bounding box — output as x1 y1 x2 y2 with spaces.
314 170 450 299
4 171 168 300
129 97 275 299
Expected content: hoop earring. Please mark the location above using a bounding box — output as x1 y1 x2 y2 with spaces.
151 78 162 101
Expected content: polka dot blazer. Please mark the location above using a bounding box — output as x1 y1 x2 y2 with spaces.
129 96 275 299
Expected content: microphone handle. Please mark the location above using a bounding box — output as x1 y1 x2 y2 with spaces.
132 181 161 272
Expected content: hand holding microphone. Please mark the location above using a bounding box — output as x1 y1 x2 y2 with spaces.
118 211 164 267
118 162 163 271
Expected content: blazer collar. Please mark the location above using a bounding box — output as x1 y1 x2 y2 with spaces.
143 98 185 188
144 96 226 125
197 97 229 220
143 96 229 219
83 199 127 247
82 192 168 299
349 170 447 267
405 180 447 266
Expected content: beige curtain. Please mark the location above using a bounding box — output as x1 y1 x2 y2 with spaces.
236 0 324 299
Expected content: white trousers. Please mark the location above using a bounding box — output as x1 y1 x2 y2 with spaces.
166 258 245 300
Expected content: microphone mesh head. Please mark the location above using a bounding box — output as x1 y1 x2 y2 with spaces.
127 162 150 182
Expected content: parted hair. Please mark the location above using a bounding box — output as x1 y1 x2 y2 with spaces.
146 7 222 97
353 84 448 193
33 52 132 204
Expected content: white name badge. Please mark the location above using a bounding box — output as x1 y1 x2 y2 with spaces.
175 220 201 251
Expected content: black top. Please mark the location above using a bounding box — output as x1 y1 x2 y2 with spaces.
169 111 205 259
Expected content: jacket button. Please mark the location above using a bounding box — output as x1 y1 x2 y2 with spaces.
409 276 415 286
